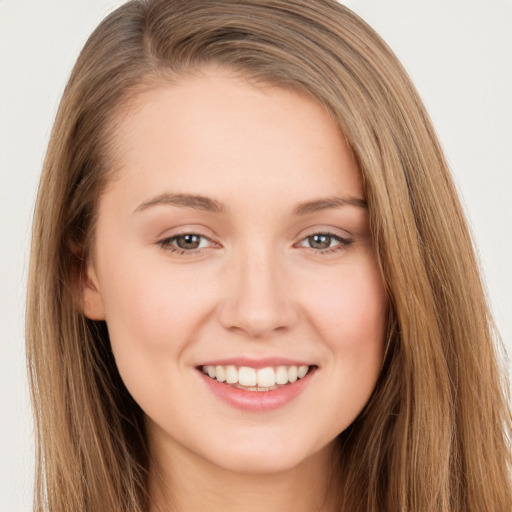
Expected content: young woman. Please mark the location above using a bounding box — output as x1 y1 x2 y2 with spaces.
26 1 511 511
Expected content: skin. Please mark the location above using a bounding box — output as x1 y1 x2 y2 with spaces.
82 69 388 512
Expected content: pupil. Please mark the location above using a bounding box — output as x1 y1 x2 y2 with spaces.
177 234 200 249
310 234 330 249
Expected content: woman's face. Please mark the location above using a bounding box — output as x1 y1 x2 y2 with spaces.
83 70 388 475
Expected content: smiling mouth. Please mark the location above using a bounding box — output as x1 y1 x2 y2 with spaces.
199 364 314 391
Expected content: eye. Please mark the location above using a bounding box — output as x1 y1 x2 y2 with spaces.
297 232 352 253
158 233 213 253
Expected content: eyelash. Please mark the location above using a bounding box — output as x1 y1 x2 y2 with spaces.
297 231 353 254
157 231 353 256
157 232 213 255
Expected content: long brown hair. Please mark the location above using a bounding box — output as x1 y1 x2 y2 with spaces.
26 1 511 510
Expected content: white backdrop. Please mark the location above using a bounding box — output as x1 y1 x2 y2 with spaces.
1 1 511 510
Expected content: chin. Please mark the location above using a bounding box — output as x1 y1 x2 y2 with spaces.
199 433 329 475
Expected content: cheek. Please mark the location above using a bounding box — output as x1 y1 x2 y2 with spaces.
96 256 223 420
96 254 218 387
303 260 388 398
306 261 388 345
101 255 212 337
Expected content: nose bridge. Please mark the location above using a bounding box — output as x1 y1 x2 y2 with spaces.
219 240 297 337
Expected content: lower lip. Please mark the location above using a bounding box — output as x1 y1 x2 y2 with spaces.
198 368 316 411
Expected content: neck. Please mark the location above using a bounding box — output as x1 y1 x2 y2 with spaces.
148 430 336 512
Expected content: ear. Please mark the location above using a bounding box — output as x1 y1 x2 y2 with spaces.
81 260 106 321
68 240 106 320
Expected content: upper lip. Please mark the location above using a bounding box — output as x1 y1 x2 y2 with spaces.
197 357 315 369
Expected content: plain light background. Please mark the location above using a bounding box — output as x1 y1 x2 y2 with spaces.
1 1 511 510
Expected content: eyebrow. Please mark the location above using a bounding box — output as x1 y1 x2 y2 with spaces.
134 193 228 214
133 192 367 216
292 196 368 216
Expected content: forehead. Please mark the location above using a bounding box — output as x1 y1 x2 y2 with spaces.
103 70 364 211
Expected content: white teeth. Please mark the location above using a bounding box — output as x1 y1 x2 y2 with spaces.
201 364 312 389
215 365 226 382
238 367 257 387
297 365 308 378
257 367 276 387
225 365 238 384
275 366 289 385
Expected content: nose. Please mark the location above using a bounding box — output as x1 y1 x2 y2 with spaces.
217 248 299 338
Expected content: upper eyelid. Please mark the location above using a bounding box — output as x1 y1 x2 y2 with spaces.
160 232 215 245
301 232 350 242
154 221 220 246
294 226 353 241
167 231 211 239
295 232 352 249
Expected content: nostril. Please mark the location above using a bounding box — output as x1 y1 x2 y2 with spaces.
218 304 298 338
